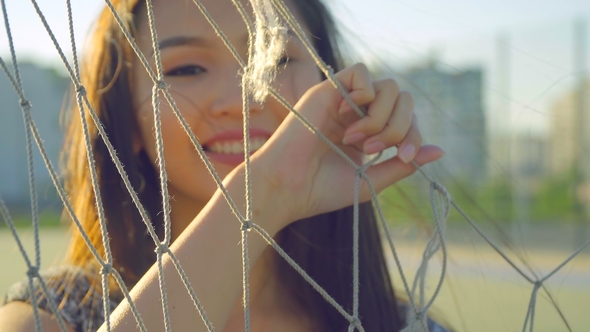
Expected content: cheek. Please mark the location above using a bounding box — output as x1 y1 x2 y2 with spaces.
134 108 158 164
134 101 187 162
275 64 322 106
135 87 208 143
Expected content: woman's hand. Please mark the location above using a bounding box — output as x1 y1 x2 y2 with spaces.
252 63 444 226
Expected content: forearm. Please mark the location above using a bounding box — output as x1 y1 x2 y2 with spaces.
100 167 285 331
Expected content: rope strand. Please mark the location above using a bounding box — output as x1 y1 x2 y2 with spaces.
1 1 588 332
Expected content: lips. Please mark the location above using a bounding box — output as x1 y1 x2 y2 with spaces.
202 128 272 166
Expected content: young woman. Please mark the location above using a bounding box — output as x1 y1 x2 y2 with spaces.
0 0 445 331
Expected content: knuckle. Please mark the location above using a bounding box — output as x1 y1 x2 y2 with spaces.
354 62 369 74
360 88 376 104
383 78 400 95
416 138 423 149
399 91 415 109
367 84 376 99
385 129 405 144
414 132 423 147
363 118 384 134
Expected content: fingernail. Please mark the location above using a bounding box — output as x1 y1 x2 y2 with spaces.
363 141 386 155
343 132 365 145
399 144 416 163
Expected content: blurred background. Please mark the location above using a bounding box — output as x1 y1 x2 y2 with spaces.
1 0 589 331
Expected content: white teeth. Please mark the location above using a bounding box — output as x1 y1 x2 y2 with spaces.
222 142 231 154
212 142 223 153
231 142 242 154
251 137 265 151
208 138 267 154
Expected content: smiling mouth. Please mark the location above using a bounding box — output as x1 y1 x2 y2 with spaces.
204 137 267 154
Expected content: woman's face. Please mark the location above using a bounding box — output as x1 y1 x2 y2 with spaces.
132 0 322 225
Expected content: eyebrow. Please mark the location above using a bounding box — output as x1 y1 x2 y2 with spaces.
157 35 211 53
156 30 296 54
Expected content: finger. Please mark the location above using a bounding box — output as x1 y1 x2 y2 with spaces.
361 91 414 154
361 144 444 199
331 63 375 112
342 79 400 146
396 115 422 163
295 63 373 128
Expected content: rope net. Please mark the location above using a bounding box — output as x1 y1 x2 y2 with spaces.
0 0 588 331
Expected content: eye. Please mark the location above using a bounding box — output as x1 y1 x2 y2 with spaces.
165 64 206 77
277 55 290 67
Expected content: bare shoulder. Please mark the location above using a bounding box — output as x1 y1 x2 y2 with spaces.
0 301 75 332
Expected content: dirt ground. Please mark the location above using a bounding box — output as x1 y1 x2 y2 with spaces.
1 226 589 331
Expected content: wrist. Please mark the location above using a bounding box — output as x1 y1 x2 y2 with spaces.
220 160 291 235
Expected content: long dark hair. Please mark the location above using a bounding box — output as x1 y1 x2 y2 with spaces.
62 0 403 330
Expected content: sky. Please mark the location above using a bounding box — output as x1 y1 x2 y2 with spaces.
1 0 590 136
323 0 590 135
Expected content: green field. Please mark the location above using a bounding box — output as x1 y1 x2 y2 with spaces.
389 241 590 331
1 227 589 331
1 227 70 296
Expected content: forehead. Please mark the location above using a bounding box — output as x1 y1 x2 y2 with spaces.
135 0 291 47
134 0 242 45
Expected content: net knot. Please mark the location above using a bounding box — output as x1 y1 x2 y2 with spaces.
155 80 167 90
155 244 170 255
326 66 336 80
19 98 31 109
358 150 383 176
431 180 451 201
414 311 425 321
100 263 113 275
431 180 445 193
75 85 87 96
356 165 368 177
26 266 39 278
350 316 362 328
241 220 253 232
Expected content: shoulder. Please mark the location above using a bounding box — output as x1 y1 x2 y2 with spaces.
2 265 122 332
0 301 75 332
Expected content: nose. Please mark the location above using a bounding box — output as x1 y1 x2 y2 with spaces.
208 66 262 118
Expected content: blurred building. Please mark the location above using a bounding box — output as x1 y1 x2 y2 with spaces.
506 133 548 180
548 82 590 175
400 64 487 182
490 133 548 179
0 62 69 208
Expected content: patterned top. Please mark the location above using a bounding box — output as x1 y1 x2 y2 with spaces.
3 265 450 332
2 266 121 332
